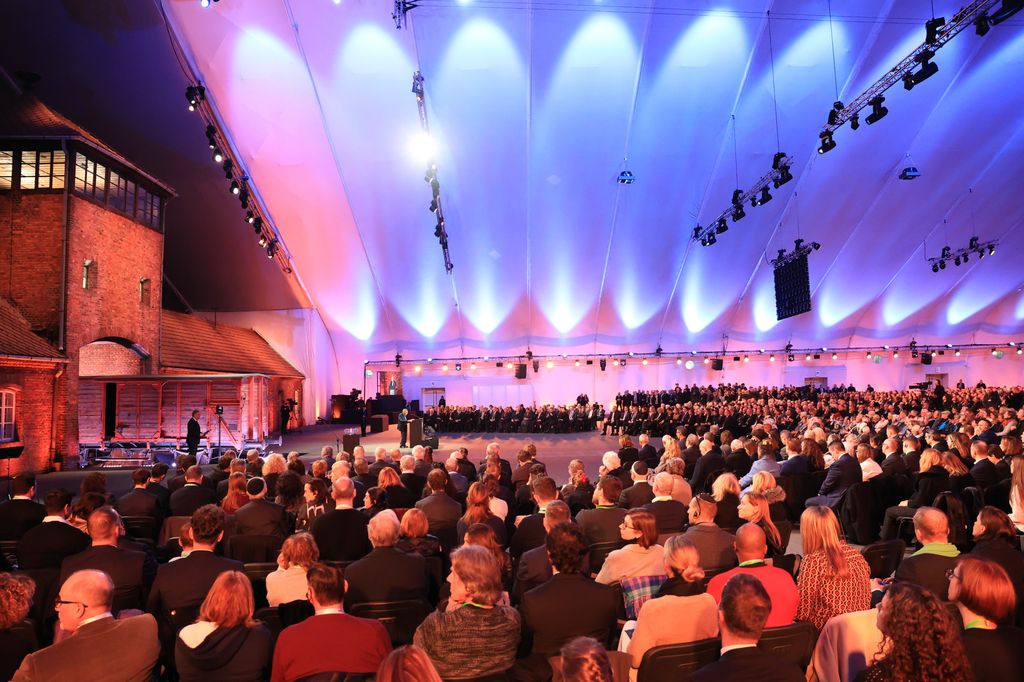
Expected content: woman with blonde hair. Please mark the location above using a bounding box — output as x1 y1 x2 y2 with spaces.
413 545 520 679
266 532 319 607
378 466 416 509
1009 456 1024 533
377 645 443 682
221 471 248 514
175 571 272 681
750 471 787 524
711 472 741 531
880 448 950 540
561 459 595 514
261 452 287 498
396 508 442 558
457 483 506 546
940 451 972 494
660 435 681 463
625 536 718 670
596 509 665 584
795 506 870 629
738 492 784 556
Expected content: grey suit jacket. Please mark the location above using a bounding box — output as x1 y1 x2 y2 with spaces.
13 614 159 682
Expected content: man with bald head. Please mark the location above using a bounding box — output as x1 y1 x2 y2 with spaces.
13 570 158 681
706 523 798 627
892 506 960 598
311 478 372 561
879 437 907 476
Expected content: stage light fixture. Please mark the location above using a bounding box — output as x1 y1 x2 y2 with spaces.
470 363 477 370
963 252 970 263
205 125 217 149
939 260 946 269
253 216 263 232
238 189 249 207
832 353 838 360
731 205 745 222
575 360 581 367
932 263 940 273
954 256 962 266
805 354 812 361
222 159 233 178
975 12 991 35
685 360 695 370
955 349 961 356
992 349 999 356
395 353 402 367
788 354 795 362
676 358 682 365
613 359 620 367
1017 348 1023 356
245 211 255 224
200 0 211 6
769 355 776 362
925 16 946 44
655 345 663 356
185 85 205 111
258 234 268 248
849 113 860 131
818 131 836 154
414 365 421 372
600 358 607 371
703 357 710 365
454 362 462 371
866 351 872 358
213 148 223 164
642 359 649 366
827 101 844 126
546 361 554 369
743 356 749 363
753 187 772 206
910 50 939 86
865 96 888 125
893 350 899 358
229 180 240 195
266 241 277 259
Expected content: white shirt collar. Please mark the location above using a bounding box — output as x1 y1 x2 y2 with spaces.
652 495 673 502
42 515 67 523
720 643 758 656
12 495 31 501
79 613 114 627
315 606 344 616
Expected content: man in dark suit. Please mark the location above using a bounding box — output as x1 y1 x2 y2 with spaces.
61 506 153 612
805 442 862 510
513 501 569 603
17 488 90 570
234 477 289 538
643 472 688 535
186 409 206 459
397 408 409 448
969 440 998 490
577 476 626 547
902 435 923 474
511 449 540 490
478 442 514 487
368 447 399 480
680 434 702 480
689 440 726 494
892 506 960 598
216 459 247 500
510 476 560 561
311 478 372 561
0 475 45 540
453 447 478 483
116 468 163 524
398 455 426 499
682 494 737 570
619 462 654 509
879 437 908 476
146 463 171 513
518 523 618 677
689 573 804 682
415 469 462 551
206 452 234 488
637 434 659 469
166 455 198 495
13 569 159 682
169 466 218 517
343 511 429 616
146 505 242 651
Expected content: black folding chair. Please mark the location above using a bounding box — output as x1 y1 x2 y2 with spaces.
347 599 432 646
636 636 720 682
861 539 907 579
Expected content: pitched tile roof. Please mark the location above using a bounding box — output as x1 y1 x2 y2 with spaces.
0 296 63 360
161 310 302 378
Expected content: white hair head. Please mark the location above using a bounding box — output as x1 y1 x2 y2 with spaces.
602 451 620 470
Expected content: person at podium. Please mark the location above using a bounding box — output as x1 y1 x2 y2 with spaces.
398 408 409 448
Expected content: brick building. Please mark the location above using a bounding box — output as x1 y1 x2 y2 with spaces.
0 87 301 473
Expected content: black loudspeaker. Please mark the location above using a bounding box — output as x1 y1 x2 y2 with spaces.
711 358 724 371
515 363 527 379
921 353 933 365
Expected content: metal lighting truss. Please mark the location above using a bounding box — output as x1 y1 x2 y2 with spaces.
413 71 454 274
928 236 999 271
771 238 821 267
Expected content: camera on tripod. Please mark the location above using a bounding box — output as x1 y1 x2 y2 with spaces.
215 405 224 415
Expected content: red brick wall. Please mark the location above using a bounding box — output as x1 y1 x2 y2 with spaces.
0 361 63 476
79 341 143 376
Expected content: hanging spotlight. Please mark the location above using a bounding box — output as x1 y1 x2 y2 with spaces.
246 211 255 224
205 125 217 149
395 353 402 367
743 356 749 363
642 359 649 366
229 180 240 195
258 234 268 248
185 85 205 111
954 256 962 266
932 263 940 273
866 351 873 358
805 354 812 361
893 350 899 358
753 187 772 206
238 188 249 207
414 365 422 373
989 244 996 256
832 353 838 360
769 355 776 362
925 16 946 44
975 12 991 35
939 259 946 270
955 349 961 356
252 216 263 232
703 357 710 365
212 148 223 164
575 360 581 367
455 362 463 371
849 113 860 131
470 363 477 370
731 205 746 222
266 240 277 259
675 358 682 365
818 130 836 154
827 101 844 125
441 364 449 371
911 50 939 86
865 96 888 125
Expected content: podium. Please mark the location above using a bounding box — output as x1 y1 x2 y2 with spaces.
342 432 360 455
408 418 423 447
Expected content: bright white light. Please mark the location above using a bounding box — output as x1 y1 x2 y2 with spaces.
456 0 472 5
333 0 342 4
684 360 695 370
409 132 437 163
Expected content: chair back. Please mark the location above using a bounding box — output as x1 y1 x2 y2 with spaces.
636 636 720 682
757 621 818 671
159 516 191 545
861 539 906 579
0 539 19 568
961 486 985 524
122 515 159 543
9 618 39 653
588 540 625 575
243 562 279 609
347 599 431 646
169 603 201 633
225 534 283 563
278 599 315 627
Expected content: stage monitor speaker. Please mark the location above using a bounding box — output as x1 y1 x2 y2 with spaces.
711 358 724 371
921 353 933 365
342 433 360 454
515 363 527 379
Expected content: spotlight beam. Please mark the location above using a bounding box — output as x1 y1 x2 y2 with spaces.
412 71 454 273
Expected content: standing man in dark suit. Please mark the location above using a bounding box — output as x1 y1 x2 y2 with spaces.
116 469 163 524
17 488 90 570
518 523 618 678
415 469 462 551
234 477 289 538
186 409 207 460
60 506 152 613
311 478 372 561
619 462 654 509
343 512 429 618
0 475 44 540
397 408 409 448
689 573 804 682
169 466 218 517
805 442 862 510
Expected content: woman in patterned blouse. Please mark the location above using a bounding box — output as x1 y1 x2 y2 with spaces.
796 505 871 629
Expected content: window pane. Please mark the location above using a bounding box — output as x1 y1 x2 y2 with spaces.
20 151 37 190
0 151 13 190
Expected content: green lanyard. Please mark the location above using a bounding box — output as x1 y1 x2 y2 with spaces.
458 601 491 610
964 618 993 631
596 505 617 509
739 560 764 567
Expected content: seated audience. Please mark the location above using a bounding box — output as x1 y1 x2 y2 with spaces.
642 472 688 535
295 477 330 532
377 644 443 682
175 570 273 681
396 508 443 558
804 440 862 510
518 523 618 676
483 475 510 521
739 441 781 493
971 506 1024 625
738 492 785 556
561 636 614 682
67 492 106 533
796 506 870 629
619 461 654 509
416 469 463 551
464 523 514 592
14 569 159 682
234 477 290 538
274 471 305 517
940 451 973 494
415 545 521 679
682 493 737 570
311 478 372 561
661 457 693 506
271 563 391 681
220 472 248 514
854 581 972 682
595 508 665 584
600 450 631 490
514 501 570 602
879 449 949 540
0 475 44 541
343 510 429 611
707 523 797 627
262 452 287 499
892 506 960 598
17 488 90 570
457 482 507 547
626 536 718 670
690 573 804 682
0 572 35 681
267 532 319 607
949 555 1024 681
510 475 561 560
116 468 163 522
577 476 628 547
711 473 742 531
562 459 596 515
379 466 417 509
170 466 219 517
216 460 247 501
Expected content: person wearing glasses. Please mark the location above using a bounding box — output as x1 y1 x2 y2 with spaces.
595 509 665 585
948 555 1024 681
12 569 158 681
